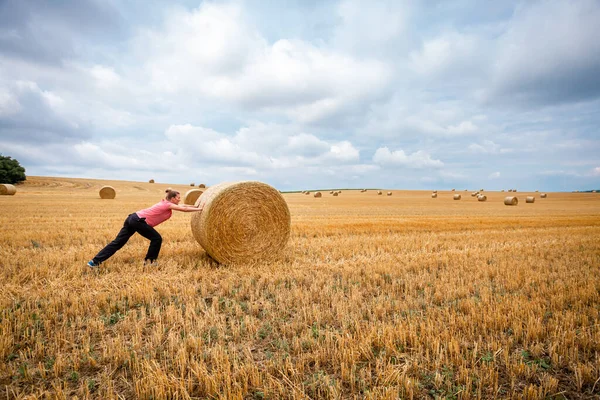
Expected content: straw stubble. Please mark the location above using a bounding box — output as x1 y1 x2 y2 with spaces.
190 181 291 264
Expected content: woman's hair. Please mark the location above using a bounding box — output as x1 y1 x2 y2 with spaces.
165 188 180 200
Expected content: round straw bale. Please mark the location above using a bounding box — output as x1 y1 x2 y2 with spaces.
540 193 547 198
480 189 484 192
471 192 478 197
432 190 437 193
149 179 155 183
314 192 322 198
504 196 518 206
451 188 455 191
190 183 195 186
453 194 461 200
190 181 291 264
198 184 206 188
525 196 535 203
329 191 334 194
477 195 487 202
501 189 505 192
99 186 116 199
333 192 338 196
0 184 17 195
377 191 382 195
184 189 203 205
431 193 437 198
387 192 392 196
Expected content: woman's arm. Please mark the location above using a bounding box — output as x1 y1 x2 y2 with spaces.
170 204 203 212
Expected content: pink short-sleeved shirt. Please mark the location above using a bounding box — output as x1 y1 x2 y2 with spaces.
136 199 173 227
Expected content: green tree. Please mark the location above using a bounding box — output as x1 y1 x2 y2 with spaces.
0 154 26 184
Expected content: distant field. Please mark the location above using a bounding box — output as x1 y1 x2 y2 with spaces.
1 176 599 399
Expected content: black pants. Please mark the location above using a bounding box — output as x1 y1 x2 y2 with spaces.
92 213 162 264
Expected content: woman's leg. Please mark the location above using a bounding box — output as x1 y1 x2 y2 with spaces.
92 214 137 264
131 219 162 262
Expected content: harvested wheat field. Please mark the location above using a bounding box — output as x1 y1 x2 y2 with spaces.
1 177 599 399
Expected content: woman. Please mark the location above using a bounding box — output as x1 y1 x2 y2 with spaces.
87 188 203 268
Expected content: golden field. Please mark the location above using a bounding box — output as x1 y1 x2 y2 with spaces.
1 176 599 400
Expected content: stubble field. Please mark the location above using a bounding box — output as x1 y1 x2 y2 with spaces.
1 176 599 399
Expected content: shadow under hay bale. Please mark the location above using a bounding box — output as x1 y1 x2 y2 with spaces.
0 184 17 195
190 181 291 265
99 186 116 199
184 189 203 205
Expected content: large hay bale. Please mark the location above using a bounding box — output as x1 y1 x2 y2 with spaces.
99 186 116 199
184 189 203 205
314 192 322 198
453 194 461 200
526 196 535 203
149 179 155 183
504 196 518 206
431 193 438 198
377 191 382 195
477 195 487 202
540 193 547 198
0 184 17 195
190 181 290 264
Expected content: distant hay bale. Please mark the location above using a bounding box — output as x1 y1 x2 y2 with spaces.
149 179 155 183
501 190 505 192
198 184 206 188
99 186 116 199
190 183 195 186
513 189 518 192
387 192 392 196
526 196 535 203
477 195 487 202
540 193 547 198
337 190 342 194
471 192 478 197
504 196 518 206
332 192 338 196
451 188 455 191
305 192 310 195
432 190 437 193
330 191 334 194
0 184 17 195
453 194 461 200
480 189 484 192
184 189 203 205
431 193 437 198
377 191 382 195
314 192 322 198
190 181 291 265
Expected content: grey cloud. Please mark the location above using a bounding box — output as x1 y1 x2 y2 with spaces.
0 0 124 64
484 0 600 106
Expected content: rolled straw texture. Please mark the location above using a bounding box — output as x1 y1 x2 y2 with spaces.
526 196 535 203
99 186 116 199
453 194 461 200
477 195 487 202
504 196 518 206
314 192 322 198
184 189 203 205
540 193 547 198
190 181 291 264
0 184 17 195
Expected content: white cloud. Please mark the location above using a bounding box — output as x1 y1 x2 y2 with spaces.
327 141 359 162
488 171 501 179
592 167 600 176
373 147 443 168
468 140 500 154
89 65 120 88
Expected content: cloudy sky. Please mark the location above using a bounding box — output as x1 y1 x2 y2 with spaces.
1 0 599 191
